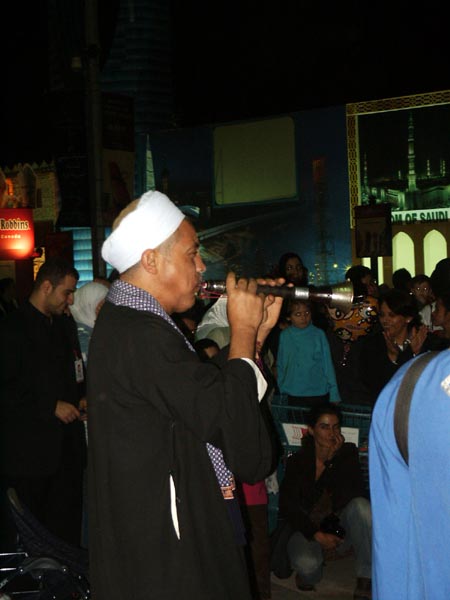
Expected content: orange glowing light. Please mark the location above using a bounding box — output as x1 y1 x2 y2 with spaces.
0 208 35 259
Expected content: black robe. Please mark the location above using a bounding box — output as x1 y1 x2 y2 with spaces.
87 302 273 599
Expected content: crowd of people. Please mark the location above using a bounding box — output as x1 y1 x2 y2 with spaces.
1 189 450 599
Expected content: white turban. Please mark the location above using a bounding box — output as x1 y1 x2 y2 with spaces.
102 190 185 273
71 281 109 329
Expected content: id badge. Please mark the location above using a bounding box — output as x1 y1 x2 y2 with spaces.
74 358 84 383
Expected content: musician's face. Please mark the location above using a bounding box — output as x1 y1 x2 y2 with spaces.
156 220 206 314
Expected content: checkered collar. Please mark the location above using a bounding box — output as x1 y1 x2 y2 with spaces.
107 279 191 348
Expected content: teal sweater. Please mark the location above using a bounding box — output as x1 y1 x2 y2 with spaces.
277 323 341 402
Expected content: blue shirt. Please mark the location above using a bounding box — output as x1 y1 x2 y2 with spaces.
369 349 450 599
277 323 341 402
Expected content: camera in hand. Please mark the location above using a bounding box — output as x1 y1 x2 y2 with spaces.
320 513 346 539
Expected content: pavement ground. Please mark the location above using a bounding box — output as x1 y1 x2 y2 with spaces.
271 552 358 599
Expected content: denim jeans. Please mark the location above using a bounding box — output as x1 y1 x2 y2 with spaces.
287 497 372 585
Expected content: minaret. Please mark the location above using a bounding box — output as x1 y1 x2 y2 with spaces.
407 112 418 191
363 153 369 198
312 157 334 284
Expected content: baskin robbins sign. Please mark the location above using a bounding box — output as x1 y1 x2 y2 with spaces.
0 208 35 259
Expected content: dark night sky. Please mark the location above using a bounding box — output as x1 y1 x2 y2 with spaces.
171 1 450 124
2 1 450 167
3 1 50 166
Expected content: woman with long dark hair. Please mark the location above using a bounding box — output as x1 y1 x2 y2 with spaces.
277 252 308 286
357 288 429 406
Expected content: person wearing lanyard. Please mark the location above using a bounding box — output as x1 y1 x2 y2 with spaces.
0 257 87 546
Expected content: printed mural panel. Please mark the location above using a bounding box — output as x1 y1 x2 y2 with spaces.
347 90 450 227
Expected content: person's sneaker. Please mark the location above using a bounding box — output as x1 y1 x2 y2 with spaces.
353 577 372 599
295 573 315 592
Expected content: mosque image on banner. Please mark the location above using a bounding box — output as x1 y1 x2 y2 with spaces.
347 90 450 278
357 103 450 224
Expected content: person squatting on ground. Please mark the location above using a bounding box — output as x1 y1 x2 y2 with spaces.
87 190 284 600
278 403 372 600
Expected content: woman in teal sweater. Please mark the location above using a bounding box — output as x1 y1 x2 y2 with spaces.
277 300 341 406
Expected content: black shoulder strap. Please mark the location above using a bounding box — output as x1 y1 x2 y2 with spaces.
394 351 439 465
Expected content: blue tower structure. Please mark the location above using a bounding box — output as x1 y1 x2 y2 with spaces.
100 0 174 196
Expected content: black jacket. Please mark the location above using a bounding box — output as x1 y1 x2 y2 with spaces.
278 440 365 539
0 301 86 478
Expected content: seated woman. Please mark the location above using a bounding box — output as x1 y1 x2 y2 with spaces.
356 288 429 406
278 403 371 599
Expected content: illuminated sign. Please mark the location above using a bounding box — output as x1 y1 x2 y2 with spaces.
0 208 35 259
391 208 449 224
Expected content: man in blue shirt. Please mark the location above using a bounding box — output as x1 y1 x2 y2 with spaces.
369 350 450 599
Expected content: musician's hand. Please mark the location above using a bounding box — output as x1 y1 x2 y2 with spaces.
256 277 286 347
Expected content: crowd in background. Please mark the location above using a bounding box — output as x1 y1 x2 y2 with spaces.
2 250 450 600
